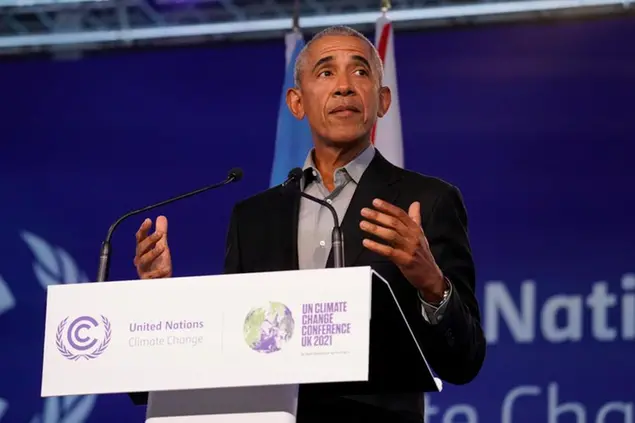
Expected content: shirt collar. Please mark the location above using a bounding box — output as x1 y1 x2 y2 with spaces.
302 144 375 187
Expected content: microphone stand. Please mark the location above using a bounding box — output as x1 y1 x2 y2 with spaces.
284 168 345 269
96 169 243 282
297 192 345 268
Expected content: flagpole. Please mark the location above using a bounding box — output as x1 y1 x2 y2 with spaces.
372 0 404 168
381 0 391 14
292 0 300 31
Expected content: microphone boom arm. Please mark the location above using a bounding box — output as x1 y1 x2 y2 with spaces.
96 168 242 283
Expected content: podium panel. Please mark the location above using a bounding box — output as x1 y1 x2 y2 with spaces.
41 266 372 397
145 385 299 423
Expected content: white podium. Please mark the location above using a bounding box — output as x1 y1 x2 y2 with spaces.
41 266 441 423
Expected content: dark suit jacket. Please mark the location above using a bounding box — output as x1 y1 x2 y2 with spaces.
223 150 486 417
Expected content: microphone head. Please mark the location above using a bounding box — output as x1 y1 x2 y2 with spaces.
283 167 304 190
228 167 244 182
288 167 304 182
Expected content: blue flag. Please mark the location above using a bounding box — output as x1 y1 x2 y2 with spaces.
269 30 314 187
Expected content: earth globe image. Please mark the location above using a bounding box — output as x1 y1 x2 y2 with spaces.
243 302 295 353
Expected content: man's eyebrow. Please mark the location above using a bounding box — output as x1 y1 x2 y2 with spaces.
351 55 371 69
310 54 372 73
312 56 334 72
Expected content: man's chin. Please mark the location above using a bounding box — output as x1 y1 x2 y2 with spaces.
323 128 369 145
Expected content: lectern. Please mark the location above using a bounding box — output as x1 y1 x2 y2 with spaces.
41 266 442 422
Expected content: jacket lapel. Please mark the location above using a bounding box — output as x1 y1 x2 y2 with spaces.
326 151 402 268
277 187 300 271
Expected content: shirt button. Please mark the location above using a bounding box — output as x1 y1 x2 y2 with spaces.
319 240 326 247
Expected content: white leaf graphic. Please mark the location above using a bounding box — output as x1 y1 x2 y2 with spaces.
0 276 16 317
21 231 98 423
26 390 98 423
20 232 60 287
62 396 77 412
30 396 97 423
58 249 80 284
21 231 87 288
59 396 97 423
42 396 59 423
0 398 8 421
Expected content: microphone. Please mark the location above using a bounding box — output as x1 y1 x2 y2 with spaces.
285 167 344 268
95 167 243 282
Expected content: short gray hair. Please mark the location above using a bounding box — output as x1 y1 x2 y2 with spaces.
293 25 384 88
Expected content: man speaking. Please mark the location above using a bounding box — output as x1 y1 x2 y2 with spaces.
134 25 486 423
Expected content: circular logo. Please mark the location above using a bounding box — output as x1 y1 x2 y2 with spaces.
243 302 294 354
55 315 111 361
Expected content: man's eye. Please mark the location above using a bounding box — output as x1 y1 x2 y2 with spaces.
318 70 332 77
355 69 369 76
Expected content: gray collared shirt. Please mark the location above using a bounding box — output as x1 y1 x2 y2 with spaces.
296 144 452 324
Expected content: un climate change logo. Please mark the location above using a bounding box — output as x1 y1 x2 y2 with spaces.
243 302 295 353
56 315 112 361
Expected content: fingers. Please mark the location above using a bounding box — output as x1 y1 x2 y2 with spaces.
134 216 171 280
362 238 411 266
360 199 425 260
135 216 168 254
142 267 172 279
134 243 166 269
136 231 164 258
155 216 168 244
360 207 409 236
408 201 421 227
370 199 411 222
359 220 400 245
154 216 169 248
135 218 152 244
360 199 416 245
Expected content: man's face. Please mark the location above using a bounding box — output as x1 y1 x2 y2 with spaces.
287 35 391 145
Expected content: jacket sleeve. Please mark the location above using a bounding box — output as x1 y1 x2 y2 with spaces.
419 184 486 385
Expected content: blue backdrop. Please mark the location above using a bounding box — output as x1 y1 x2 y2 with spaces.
1 14 634 423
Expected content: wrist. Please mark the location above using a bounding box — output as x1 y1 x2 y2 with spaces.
419 274 448 304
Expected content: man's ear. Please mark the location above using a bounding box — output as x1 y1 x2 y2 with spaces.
377 86 392 118
286 87 305 120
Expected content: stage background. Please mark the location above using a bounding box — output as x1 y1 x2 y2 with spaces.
1 14 634 423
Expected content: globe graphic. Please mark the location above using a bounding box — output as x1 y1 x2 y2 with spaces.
243 302 295 353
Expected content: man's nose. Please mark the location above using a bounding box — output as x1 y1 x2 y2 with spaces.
334 87 355 96
333 76 355 96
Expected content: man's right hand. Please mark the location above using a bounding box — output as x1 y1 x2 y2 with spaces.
134 215 172 279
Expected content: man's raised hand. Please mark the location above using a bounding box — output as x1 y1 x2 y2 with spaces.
134 215 172 279
360 199 446 301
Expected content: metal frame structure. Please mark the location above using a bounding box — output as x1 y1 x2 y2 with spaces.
0 0 632 55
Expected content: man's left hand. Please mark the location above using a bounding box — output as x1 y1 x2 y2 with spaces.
360 198 446 302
